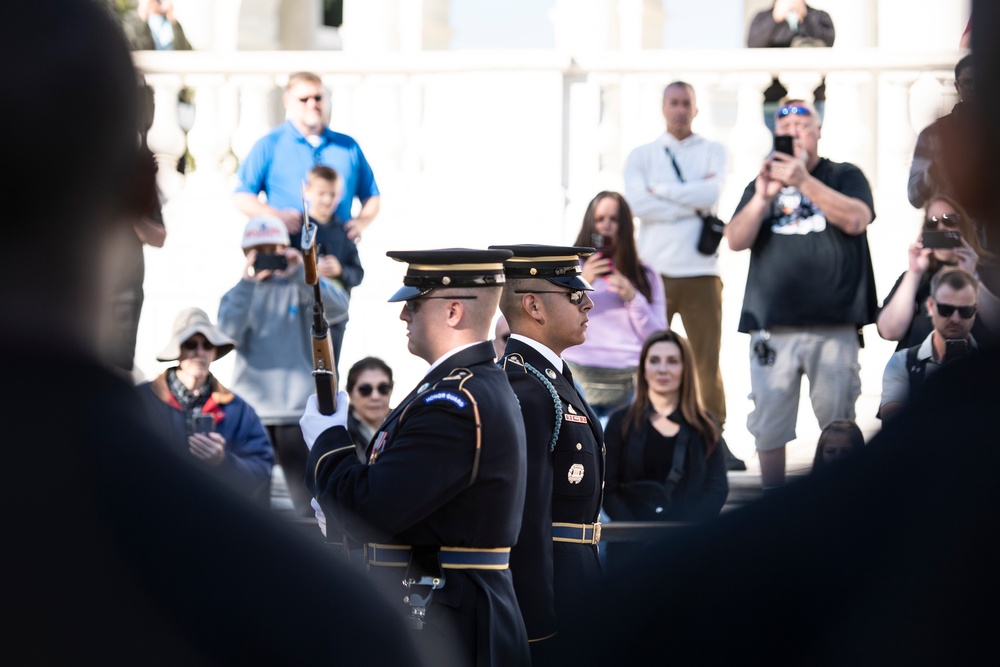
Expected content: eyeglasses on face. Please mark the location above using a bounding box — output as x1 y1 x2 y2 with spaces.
513 289 586 305
934 302 977 319
775 104 812 119
181 339 216 352
924 214 962 229
403 295 479 313
355 382 393 397
297 95 323 104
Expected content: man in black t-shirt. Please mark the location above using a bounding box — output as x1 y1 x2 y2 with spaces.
725 99 877 488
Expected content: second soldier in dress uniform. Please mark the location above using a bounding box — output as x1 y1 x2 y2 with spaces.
301 249 531 667
492 243 606 665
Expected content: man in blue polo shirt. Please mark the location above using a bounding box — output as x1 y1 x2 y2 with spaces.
234 71 380 247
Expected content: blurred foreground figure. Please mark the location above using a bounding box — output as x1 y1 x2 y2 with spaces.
2 2 420 663
554 5 1000 662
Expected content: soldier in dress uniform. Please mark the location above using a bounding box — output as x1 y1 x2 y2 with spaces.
302 248 531 667
491 243 607 664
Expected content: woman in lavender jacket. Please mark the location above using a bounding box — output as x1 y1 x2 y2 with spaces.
564 191 667 420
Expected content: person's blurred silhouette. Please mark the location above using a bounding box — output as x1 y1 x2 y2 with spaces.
3 2 420 663
552 7 1000 663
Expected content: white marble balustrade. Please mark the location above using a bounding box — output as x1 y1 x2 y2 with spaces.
131 48 966 473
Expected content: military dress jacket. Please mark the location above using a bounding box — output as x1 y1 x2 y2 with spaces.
501 338 606 649
306 341 530 667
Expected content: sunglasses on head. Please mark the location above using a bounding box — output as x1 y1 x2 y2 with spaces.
935 302 977 319
355 382 393 397
775 104 813 119
924 214 962 229
181 339 215 351
513 289 587 305
298 95 322 103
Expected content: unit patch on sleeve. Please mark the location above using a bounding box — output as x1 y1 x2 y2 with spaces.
423 391 468 409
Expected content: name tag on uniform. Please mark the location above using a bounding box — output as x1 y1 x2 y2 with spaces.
564 414 587 424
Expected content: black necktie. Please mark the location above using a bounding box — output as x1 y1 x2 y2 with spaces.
562 362 574 385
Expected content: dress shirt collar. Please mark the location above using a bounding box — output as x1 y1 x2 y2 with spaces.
509 334 565 373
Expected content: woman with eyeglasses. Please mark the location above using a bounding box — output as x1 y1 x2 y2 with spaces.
876 194 997 350
602 330 728 570
563 191 667 420
138 307 274 503
345 357 394 461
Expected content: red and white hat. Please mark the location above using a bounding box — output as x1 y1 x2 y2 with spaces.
241 215 290 249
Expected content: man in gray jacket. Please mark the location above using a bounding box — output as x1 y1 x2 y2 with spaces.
219 215 348 516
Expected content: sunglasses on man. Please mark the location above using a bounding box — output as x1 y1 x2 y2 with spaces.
935 302 977 319
775 104 813 119
181 339 216 351
512 289 587 305
403 294 479 313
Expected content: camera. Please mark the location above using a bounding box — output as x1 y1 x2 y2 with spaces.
192 414 214 434
922 230 962 249
944 339 969 363
591 233 615 277
774 135 795 156
254 253 288 272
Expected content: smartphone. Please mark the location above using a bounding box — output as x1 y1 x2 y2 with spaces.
591 233 615 276
922 230 962 249
774 135 795 156
254 253 288 272
944 339 969 363
192 414 214 434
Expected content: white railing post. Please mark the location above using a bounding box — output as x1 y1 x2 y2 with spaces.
145 73 188 200
185 74 231 184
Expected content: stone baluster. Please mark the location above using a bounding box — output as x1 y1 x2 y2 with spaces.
822 71 874 180
145 73 188 201
230 75 276 164
563 74 602 231
184 74 231 187
729 74 775 189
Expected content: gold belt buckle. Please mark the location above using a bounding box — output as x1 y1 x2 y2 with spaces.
593 522 601 544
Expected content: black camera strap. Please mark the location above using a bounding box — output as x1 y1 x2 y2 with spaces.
664 147 710 217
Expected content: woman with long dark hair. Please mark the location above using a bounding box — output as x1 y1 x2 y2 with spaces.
602 330 728 528
563 191 667 418
877 194 997 349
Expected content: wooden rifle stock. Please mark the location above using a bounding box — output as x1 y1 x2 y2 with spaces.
300 194 338 415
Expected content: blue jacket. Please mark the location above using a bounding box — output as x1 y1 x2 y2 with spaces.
137 372 274 502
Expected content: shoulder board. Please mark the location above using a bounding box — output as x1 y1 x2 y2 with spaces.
441 367 473 383
438 366 474 391
501 353 527 372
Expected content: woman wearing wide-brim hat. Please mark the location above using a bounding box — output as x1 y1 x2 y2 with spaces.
137 307 273 503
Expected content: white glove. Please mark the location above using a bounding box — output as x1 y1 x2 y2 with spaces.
310 497 328 537
299 391 350 449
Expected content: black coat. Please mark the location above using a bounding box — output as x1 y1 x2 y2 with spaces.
500 338 605 651
5 335 422 665
602 405 728 523
553 347 1000 666
307 341 530 667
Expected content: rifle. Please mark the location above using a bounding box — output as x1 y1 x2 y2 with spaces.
301 187 338 414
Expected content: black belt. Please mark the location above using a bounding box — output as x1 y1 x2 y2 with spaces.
365 543 511 570
552 522 601 544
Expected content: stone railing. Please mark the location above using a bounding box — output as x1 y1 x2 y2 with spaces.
131 48 965 470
